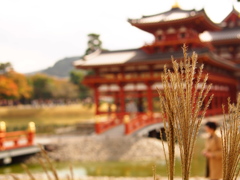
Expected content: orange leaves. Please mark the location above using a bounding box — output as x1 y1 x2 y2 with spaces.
6 71 32 99
0 71 32 99
0 75 19 98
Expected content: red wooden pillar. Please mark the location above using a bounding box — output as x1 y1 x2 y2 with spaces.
146 82 153 112
119 83 125 115
27 122 35 145
94 84 100 115
230 84 237 103
0 121 6 150
114 92 119 113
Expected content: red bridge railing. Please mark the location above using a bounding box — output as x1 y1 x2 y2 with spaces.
124 112 163 135
95 112 163 135
94 107 224 135
0 122 36 150
95 113 126 134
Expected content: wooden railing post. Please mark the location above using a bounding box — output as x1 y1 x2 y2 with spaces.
27 122 35 145
95 115 101 134
0 121 6 150
124 115 130 134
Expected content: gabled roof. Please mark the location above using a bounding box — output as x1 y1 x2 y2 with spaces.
130 8 194 24
221 8 240 29
128 8 221 33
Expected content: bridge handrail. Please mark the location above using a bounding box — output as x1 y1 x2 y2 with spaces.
4 131 28 137
125 113 163 135
94 106 223 135
95 113 128 134
0 122 35 151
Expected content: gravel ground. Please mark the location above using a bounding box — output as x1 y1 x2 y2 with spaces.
30 135 180 162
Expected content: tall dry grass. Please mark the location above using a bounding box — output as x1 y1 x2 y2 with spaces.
221 94 240 180
157 45 213 180
10 145 74 180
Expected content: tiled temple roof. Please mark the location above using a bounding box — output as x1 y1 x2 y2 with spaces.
200 28 240 42
128 8 199 24
74 48 238 71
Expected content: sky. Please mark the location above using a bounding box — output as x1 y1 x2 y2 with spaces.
0 0 239 74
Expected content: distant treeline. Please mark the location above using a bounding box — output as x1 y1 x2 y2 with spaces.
0 62 91 106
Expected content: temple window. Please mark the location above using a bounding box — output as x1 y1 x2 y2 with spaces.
178 26 187 39
156 29 164 41
180 32 186 38
167 27 176 34
158 35 162 41
228 21 235 28
140 72 150 78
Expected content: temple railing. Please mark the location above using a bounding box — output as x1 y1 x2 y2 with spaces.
0 122 36 150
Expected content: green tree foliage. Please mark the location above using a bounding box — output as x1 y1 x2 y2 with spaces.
84 33 102 56
70 70 91 99
52 79 79 99
28 74 54 99
29 73 79 100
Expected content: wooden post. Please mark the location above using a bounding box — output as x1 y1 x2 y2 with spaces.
146 82 153 112
27 122 35 145
94 85 100 115
95 115 101 134
124 115 130 134
0 121 6 150
119 84 125 114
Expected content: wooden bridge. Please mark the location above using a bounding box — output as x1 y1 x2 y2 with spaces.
94 108 223 136
0 121 40 165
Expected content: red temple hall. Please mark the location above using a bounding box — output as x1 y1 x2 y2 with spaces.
74 5 240 135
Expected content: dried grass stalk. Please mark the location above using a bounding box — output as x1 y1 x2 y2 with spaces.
39 145 59 180
158 45 213 180
21 163 36 180
37 156 52 180
10 174 21 180
221 94 240 180
12 144 75 180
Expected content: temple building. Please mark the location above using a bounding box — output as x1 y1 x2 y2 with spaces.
74 5 240 128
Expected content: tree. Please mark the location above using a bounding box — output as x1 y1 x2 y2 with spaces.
0 62 13 74
28 74 54 99
51 79 79 99
70 70 91 99
29 73 80 101
0 75 19 99
6 71 32 100
84 33 102 56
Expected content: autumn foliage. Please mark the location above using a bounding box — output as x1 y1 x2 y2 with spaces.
0 75 19 98
6 71 32 99
0 63 85 104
